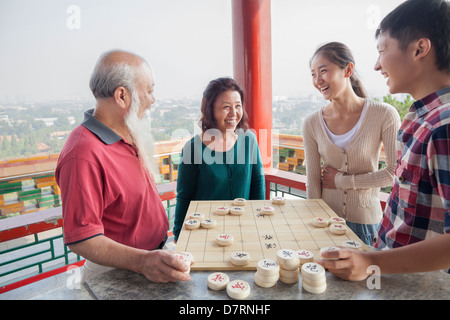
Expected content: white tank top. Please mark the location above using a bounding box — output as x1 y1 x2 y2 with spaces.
321 101 366 150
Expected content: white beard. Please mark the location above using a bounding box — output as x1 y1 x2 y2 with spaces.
125 91 159 182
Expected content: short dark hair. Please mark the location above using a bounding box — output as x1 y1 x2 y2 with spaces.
199 77 248 132
375 0 450 73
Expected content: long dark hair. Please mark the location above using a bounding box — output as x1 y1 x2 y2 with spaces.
310 42 367 98
199 77 249 132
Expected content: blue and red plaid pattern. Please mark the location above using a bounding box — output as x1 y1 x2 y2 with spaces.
375 86 450 249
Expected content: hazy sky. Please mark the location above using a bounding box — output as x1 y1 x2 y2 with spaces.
0 0 404 102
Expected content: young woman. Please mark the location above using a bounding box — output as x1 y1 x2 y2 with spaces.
173 77 265 241
303 42 401 245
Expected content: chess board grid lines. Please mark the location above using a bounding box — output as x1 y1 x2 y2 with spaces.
175 199 367 270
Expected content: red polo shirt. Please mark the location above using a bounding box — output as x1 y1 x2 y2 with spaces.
55 109 168 250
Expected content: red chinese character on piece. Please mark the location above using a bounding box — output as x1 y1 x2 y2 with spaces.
212 274 223 282
299 250 310 257
219 207 225 210
336 224 343 229
232 282 245 290
318 218 323 221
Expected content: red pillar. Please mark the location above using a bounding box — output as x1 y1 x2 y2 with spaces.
232 0 272 170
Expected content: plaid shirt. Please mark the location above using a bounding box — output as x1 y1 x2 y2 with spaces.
375 86 450 249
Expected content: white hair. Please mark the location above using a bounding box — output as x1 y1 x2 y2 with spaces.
89 50 148 99
125 89 159 181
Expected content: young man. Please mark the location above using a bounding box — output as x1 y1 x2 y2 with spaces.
319 0 450 280
56 50 191 283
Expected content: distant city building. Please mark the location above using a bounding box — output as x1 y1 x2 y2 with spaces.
34 118 58 127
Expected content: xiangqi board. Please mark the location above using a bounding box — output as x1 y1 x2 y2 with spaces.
174 199 367 270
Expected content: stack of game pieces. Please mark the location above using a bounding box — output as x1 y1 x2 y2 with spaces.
301 262 327 294
296 249 314 265
276 249 300 284
254 259 279 288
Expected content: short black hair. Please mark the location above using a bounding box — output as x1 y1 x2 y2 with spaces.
376 0 450 73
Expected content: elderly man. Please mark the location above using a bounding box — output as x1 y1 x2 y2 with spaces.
56 50 190 283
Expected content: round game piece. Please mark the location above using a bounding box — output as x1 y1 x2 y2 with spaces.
279 275 299 284
301 262 325 281
256 259 280 277
276 249 300 270
189 212 204 220
174 253 191 274
227 280 251 300
260 206 275 215
279 268 299 280
302 276 326 288
329 223 347 235
233 198 246 206
254 272 278 288
272 196 285 205
328 217 346 225
215 233 234 246
230 251 251 266
184 219 200 230
302 281 327 294
215 206 230 215
312 217 328 227
177 251 194 265
254 271 279 283
200 218 217 229
207 272 230 291
320 246 341 260
230 206 245 216
301 261 327 294
296 249 314 264
342 239 362 249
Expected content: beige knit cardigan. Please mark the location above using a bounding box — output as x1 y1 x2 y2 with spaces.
302 99 401 224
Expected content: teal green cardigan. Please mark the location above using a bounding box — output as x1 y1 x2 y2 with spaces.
173 130 265 240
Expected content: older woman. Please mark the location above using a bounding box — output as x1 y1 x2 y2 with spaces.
173 77 265 241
